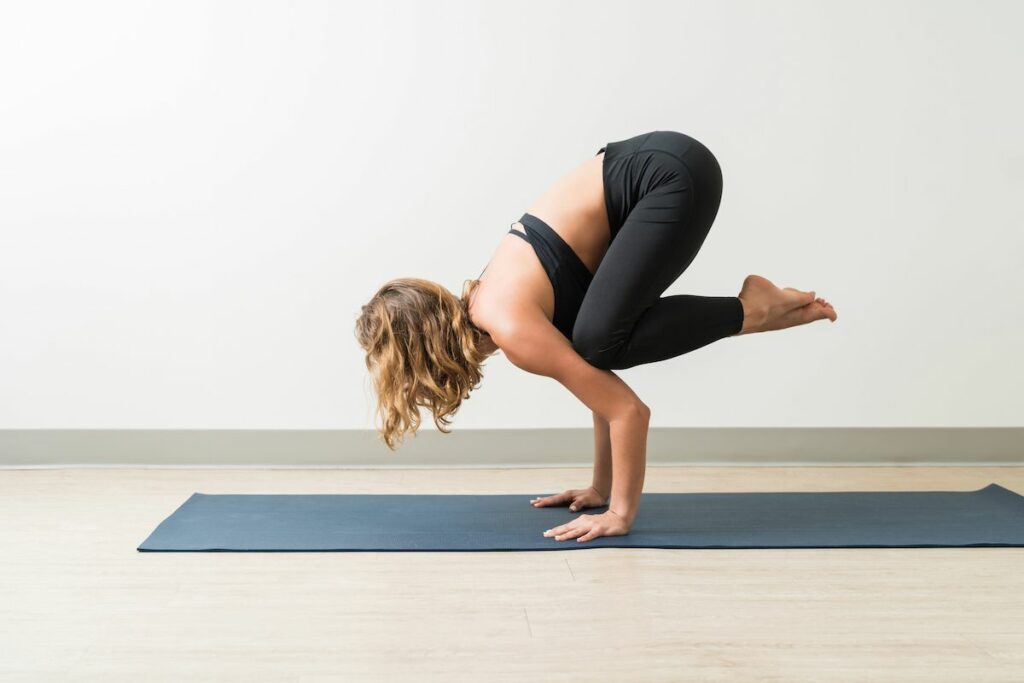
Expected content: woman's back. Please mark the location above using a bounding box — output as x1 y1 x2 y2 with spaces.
468 150 610 338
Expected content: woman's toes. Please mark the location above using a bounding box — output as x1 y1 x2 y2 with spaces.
766 295 838 330
782 287 815 309
806 300 832 321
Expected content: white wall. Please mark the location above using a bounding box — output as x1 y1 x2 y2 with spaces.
1 0 1021 430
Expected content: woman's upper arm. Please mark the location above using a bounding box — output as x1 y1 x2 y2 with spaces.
494 317 649 422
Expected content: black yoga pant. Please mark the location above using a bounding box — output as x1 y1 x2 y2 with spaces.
571 130 744 370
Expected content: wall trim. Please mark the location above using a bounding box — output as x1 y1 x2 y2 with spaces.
1 428 1021 468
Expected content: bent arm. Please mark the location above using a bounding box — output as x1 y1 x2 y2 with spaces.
494 314 650 524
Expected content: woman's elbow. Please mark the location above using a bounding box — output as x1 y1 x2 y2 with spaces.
610 401 650 424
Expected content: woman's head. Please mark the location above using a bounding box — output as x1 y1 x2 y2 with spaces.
354 276 490 450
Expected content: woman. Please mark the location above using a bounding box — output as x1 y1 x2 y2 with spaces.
355 130 837 544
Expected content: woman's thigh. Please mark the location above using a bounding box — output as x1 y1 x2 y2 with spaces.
571 148 724 359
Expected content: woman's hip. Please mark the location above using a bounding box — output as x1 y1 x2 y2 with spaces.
600 130 723 238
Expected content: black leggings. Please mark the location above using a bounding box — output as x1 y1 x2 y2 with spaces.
571 130 743 370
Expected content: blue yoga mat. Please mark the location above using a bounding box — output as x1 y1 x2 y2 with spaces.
137 483 1024 552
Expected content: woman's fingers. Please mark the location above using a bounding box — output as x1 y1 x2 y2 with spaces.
553 526 588 542
543 511 628 544
544 517 583 538
544 516 597 541
531 487 607 508
531 488 587 507
531 492 569 507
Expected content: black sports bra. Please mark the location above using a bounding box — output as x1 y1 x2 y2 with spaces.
497 212 594 340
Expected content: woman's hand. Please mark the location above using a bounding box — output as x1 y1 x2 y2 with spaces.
542 510 631 543
530 486 608 512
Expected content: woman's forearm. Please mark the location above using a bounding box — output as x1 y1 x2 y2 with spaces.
591 411 613 499
606 407 650 525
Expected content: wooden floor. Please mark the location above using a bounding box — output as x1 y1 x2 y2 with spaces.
1 466 1022 682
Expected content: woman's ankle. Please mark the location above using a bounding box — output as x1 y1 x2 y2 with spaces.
735 295 766 335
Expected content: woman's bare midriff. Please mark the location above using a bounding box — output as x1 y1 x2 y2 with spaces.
469 152 609 337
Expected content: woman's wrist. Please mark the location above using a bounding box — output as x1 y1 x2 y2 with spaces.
606 506 635 526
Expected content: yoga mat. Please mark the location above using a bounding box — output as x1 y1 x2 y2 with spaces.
137 483 1024 552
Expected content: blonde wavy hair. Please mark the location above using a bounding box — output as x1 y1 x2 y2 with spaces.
354 276 490 450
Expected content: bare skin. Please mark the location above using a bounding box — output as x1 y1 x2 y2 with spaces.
468 151 613 349
735 274 837 334
468 148 837 543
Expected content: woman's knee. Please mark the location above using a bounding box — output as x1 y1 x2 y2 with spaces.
575 345 617 370
571 319 622 369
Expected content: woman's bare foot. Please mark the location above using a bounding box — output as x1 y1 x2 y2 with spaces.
735 274 837 335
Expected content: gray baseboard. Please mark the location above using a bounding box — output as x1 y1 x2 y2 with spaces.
0 428 1021 468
